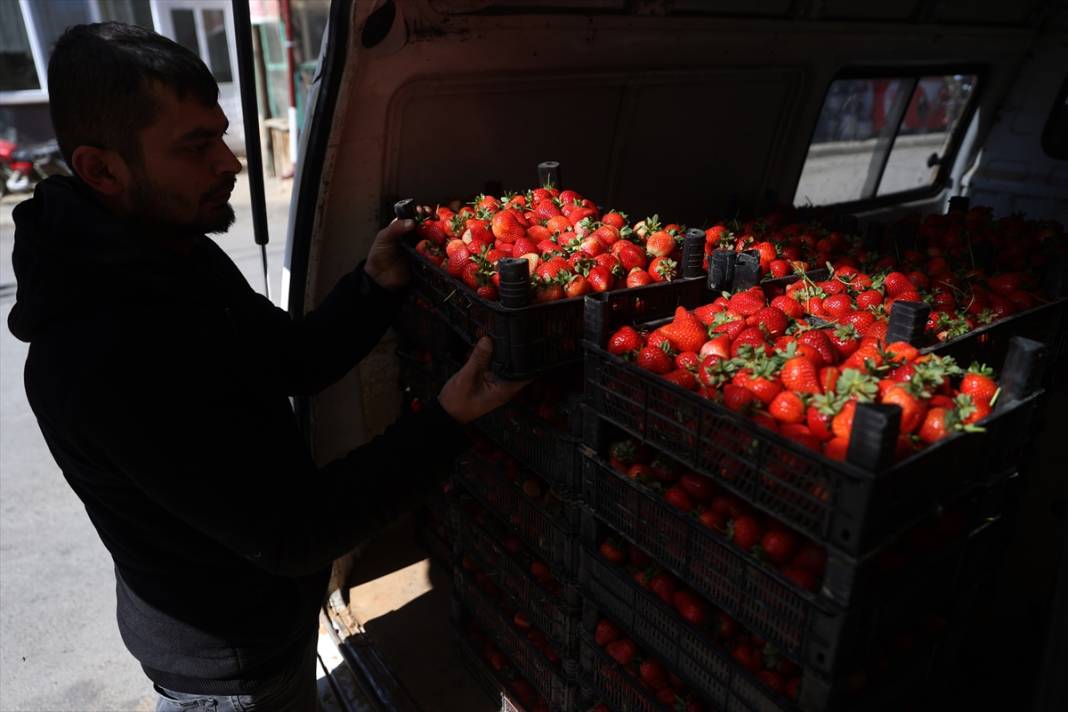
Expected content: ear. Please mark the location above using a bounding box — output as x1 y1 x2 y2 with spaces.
70 146 130 196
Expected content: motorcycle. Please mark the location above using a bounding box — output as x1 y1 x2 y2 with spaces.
1 139 70 197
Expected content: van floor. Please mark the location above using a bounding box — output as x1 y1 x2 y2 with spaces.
344 513 495 712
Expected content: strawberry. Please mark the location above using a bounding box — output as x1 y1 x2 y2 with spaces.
599 539 626 564
824 436 849 461
662 369 698 390
821 293 853 319
617 243 647 271
769 391 805 424
961 363 997 408
637 344 673 374
639 659 671 691
829 324 861 359
730 515 763 551
660 307 709 353
761 529 797 565
728 289 766 316
855 289 883 309
732 643 762 673
771 295 805 318
602 210 627 229
648 571 679 605
796 329 836 367
608 326 642 356
446 247 472 277
626 267 653 288
846 310 878 336
735 369 782 406
587 265 614 293
648 256 678 282
748 306 790 337
672 589 710 626
758 670 787 695
731 326 771 357
679 472 716 502
918 407 952 444
605 638 637 666
722 383 756 413
780 355 821 395
646 230 677 257
783 566 818 591
675 351 700 371
883 272 915 297
881 385 926 434
491 209 527 242
595 619 621 646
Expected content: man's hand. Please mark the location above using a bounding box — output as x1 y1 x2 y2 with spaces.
438 338 528 424
365 218 415 291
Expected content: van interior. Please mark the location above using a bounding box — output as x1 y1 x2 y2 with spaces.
275 2 1068 710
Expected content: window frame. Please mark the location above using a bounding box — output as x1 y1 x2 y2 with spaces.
0 0 52 104
1040 74 1068 161
793 64 986 212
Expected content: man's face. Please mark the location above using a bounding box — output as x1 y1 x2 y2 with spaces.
126 85 242 234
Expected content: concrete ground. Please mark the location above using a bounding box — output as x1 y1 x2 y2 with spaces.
0 169 288 712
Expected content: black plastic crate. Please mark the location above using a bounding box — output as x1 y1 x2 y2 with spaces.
404 238 708 379
454 501 581 658
453 449 581 581
454 565 580 711
453 629 528 712
578 519 986 712
580 555 792 712
582 290 1046 556
477 393 585 498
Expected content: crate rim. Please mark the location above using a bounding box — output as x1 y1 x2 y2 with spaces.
583 340 1046 480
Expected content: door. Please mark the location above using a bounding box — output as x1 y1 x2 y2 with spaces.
154 0 245 154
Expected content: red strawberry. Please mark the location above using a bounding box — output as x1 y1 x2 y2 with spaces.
602 211 627 229
587 265 614 293
883 272 915 298
648 571 678 605
639 659 671 691
595 619 622 646
730 516 763 551
821 293 853 319
662 369 698 390
646 230 677 257
780 355 821 395
846 310 878 336
648 256 678 282
796 329 836 367
608 326 642 356
731 327 771 357
606 638 637 666
660 307 709 354
693 303 723 325
961 363 997 408
722 383 756 413
728 289 766 316
829 324 861 359
855 289 883 309
637 345 673 374
748 306 790 337
599 539 626 565
761 529 797 565
679 473 716 502
672 589 710 626
771 295 805 319
617 243 647 271
622 265 652 289
769 391 805 424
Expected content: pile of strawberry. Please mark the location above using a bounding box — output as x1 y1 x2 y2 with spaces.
462 619 552 712
412 187 689 302
591 616 711 711
603 444 826 592
606 287 1002 461
597 538 805 700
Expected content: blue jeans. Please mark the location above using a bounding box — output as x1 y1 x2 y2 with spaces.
154 639 320 712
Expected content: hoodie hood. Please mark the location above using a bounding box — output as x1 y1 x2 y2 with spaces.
7 176 209 342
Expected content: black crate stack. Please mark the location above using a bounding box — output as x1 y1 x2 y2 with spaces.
392 187 1052 711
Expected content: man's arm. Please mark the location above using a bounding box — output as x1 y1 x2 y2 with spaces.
81 335 520 577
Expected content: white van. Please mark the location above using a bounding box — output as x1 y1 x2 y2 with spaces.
270 2 1067 710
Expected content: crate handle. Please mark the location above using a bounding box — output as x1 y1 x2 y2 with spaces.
537 161 561 189
498 258 531 309
886 300 931 346
682 228 706 279
996 336 1048 409
394 198 417 221
733 250 761 291
707 250 737 292
846 403 901 472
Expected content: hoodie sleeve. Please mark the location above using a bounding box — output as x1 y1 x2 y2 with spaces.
76 334 468 578
232 260 405 397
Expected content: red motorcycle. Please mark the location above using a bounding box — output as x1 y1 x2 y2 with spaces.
1 138 69 197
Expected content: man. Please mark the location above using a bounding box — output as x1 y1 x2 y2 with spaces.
7 22 522 711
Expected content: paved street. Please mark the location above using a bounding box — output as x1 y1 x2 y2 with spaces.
0 171 289 711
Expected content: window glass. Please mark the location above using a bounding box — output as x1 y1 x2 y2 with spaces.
794 72 978 207
27 0 93 58
878 75 977 195
171 8 199 55
202 9 233 83
98 0 154 29
0 3 40 92
794 78 907 206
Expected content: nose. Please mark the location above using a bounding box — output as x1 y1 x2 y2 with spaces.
217 141 242 177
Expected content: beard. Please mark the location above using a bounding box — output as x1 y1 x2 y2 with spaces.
128 173 236 236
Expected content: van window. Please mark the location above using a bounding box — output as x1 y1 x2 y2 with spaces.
794 73 978 207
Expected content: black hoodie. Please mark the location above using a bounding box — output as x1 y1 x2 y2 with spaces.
8 176 464 694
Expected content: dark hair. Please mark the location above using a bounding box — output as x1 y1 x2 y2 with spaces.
48 23 218 167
